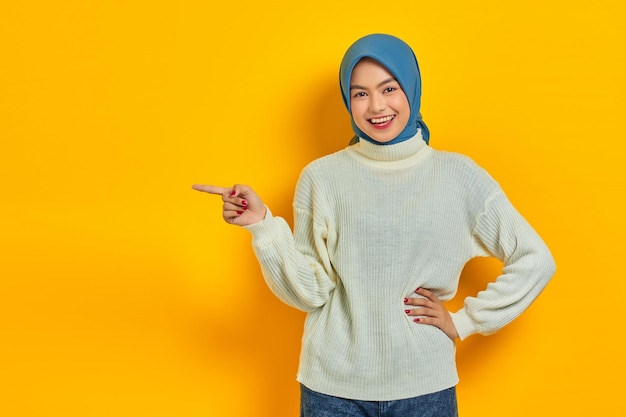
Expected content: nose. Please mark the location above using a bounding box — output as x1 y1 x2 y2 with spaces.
369 93 387 113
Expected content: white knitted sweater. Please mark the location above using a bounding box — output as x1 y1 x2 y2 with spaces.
244 133 555 401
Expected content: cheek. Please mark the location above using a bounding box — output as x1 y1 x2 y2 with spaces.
392 95 410 112
352 118 369 133
393 97 411 124
350 100 364 116
350 102 368 124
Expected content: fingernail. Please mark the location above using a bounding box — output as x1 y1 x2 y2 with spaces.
415 288 421 292
403 298 408 303
241 200 248 206
405 310 411 314
230 191 236 197
414 318 421 322
236 211 243 215
243 206 248 210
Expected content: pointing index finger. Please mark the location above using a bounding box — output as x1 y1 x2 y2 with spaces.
191 184 230 195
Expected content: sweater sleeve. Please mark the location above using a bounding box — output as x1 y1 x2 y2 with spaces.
243 182 336 312
450 191 556 340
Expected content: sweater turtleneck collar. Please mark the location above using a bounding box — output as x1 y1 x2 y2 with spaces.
348 130 430 165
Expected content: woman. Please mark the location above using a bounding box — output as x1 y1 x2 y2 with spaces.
193 33 555 416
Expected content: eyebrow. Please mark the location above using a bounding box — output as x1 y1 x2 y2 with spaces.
350 77 398 91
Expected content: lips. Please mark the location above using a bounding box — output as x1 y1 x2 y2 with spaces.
369 114 395 128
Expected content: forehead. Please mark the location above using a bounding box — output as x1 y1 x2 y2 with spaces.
350 58 396 84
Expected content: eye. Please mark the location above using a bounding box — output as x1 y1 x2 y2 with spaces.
383 86 398 94
352 91 367 98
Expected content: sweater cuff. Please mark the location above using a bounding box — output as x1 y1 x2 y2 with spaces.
242 206 279 248
450 309 479 341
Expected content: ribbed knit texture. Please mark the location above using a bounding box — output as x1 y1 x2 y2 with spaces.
244 132 556 401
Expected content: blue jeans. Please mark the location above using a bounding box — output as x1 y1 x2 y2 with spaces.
300 384 458 417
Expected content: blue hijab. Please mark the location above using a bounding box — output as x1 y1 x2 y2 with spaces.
339 34 430 145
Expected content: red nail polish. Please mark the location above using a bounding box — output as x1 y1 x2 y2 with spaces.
236 211 243 215
241 200 248 206
405 310 410 314
243 206 248 210
403 298 408 303
415 288 421 292
230 191 236 197
414 318 421 322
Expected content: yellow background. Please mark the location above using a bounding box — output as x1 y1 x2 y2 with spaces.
1 1 624 416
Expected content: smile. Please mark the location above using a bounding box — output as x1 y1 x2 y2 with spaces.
369 115 395 125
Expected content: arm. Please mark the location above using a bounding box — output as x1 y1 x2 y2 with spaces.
192 182 335 312
450 191 556 340
244 205 336 312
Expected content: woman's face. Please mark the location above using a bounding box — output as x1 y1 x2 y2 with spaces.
349 58 410 143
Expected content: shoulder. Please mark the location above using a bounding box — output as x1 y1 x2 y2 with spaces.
302 148 351 171
431 148 495 181
298 148 352 183
294 149 351 203
431 148 481 170
427 148 503 202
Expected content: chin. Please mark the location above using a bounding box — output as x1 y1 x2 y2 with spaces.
368 133 397 143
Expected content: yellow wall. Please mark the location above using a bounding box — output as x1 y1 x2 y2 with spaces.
1 1 624 416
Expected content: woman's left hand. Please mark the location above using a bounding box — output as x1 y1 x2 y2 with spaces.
404 288 459 341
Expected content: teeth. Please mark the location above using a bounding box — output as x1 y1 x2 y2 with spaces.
370 115 395 124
